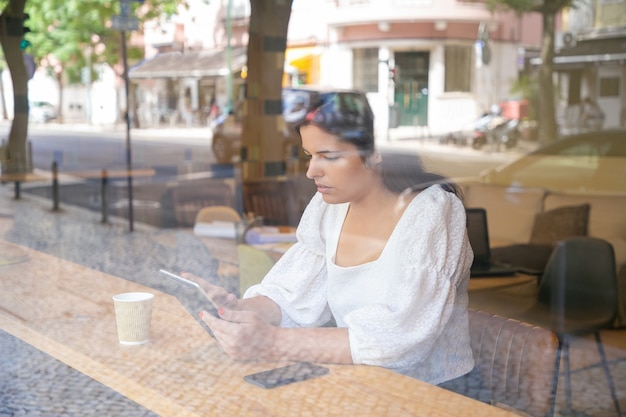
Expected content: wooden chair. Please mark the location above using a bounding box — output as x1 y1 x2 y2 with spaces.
236 244 276 296
442 309 560 417
169 181 234 227
242 179 300 226
195 206 241 224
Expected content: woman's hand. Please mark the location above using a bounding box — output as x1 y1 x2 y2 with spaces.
180 272 238 309
200 308 277 361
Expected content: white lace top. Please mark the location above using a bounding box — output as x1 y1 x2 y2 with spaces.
244 185 475 384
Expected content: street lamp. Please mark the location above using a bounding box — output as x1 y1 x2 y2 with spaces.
112 0 141 231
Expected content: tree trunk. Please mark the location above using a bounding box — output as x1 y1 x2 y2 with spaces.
537 10 558 144
241 0 293 180
0 69 8 120
0 0 30 174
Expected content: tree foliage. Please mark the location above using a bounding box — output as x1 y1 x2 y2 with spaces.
24 0 183 84
0 0 184 173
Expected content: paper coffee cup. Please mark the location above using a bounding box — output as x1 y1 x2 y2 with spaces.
112 292 154 345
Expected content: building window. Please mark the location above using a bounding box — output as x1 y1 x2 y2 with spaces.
353 48 379 93
445 45 472 93
599 77 619 97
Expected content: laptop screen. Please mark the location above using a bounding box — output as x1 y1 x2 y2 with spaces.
466 208 491 263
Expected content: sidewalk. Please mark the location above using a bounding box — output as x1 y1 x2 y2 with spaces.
0 182 232 417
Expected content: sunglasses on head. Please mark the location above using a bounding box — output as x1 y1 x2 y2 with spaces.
300 93 373 141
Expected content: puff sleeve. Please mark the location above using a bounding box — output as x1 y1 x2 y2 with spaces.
243 193 336 328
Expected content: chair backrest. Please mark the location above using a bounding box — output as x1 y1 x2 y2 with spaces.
237 244 276 296
467 309 559 417
242 179 299 226
170 181 234 227
195 206 241 224
537 236 618 332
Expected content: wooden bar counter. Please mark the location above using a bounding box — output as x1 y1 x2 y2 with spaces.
0 241 517 417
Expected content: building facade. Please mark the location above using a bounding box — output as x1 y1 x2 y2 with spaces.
130 0 545 141
547 0 626 132
285 0 543 140
23 0 624 140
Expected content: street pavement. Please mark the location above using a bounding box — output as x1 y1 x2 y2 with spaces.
20 119 536 151
8 120 536 230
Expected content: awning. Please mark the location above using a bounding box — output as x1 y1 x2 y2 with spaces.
530 36 626 68
286 46 322 62
285 46 321 72
129 47 248 79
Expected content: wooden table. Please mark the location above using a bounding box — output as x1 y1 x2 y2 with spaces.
0 241 517 417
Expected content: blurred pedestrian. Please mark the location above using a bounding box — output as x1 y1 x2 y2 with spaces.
580 97 605 131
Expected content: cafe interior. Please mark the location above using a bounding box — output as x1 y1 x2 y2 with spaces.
0 150 624 417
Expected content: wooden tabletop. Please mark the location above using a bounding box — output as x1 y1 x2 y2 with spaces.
0 241 517 417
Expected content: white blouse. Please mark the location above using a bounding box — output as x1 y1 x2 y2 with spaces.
244 185 475 385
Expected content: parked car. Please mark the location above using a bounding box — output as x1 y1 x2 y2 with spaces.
479 129 626 194
210 86 371 164
30 101 58 123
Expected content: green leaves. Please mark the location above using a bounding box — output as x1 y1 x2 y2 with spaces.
13 0 183 83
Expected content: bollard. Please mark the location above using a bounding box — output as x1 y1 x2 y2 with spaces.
101 169 108 224
51 161 59 211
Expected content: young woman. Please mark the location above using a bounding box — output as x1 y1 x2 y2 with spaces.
187 92 474 385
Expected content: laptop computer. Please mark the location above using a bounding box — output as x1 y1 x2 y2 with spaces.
466 208 519 278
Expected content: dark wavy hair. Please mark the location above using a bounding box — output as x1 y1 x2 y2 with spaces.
296 92 460 197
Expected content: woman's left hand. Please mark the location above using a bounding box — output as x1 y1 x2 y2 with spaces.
200 308 277 361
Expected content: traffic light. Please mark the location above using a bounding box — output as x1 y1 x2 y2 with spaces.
7 13 29 36
20 38 32 50
389 67 397 83
22 13 30 35
21 13 31 49
3 13 31 48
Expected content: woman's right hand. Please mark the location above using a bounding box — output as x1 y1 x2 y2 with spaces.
180 272 238 309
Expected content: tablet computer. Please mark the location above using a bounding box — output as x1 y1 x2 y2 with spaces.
158 269 219 335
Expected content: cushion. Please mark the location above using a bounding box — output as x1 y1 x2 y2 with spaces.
529 204 590 245
544 193 626 241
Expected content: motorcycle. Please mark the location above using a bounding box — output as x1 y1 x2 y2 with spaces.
471 108 520 151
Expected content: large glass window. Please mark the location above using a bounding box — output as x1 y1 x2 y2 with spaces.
353 48 379 93
444 45 472 93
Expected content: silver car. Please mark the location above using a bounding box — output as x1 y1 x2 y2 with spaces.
30 101 58 123
480 129 626 194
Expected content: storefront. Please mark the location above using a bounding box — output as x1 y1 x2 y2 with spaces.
129 47 247 128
